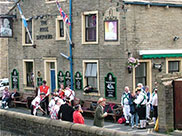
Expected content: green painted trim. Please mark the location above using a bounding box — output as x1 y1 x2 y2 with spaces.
57 71 64 88
11 69 19 91
104 72 117 100
142 54 182 59
74 71 83 90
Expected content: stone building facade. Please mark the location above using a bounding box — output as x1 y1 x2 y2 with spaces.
0 0 14 79
7 0 182 103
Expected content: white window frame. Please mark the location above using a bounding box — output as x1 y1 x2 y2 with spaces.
133 59 152 93
23 59 35 89
166 58 182 74
82 11 98 45
83 60 100 96
22 19 34 46
56 16 66 40
45 0 65 3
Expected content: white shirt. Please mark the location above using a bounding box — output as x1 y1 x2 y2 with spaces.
31 96 41 108
134 92 147 105
152 93 158 106
64 89 75 101
121 92 130 106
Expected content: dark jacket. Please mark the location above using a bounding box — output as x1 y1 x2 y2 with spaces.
58 103 74 122
129 96 137 114
93 105 105 127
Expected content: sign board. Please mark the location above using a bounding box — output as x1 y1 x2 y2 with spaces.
74 71 83 90
11 69 19 90
57 71 64 88
65 71 71 87
105 72 117 99
0 17 13 38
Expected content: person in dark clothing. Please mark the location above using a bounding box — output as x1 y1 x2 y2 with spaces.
58 97 74 122
129 92 139 129
8 88 20 106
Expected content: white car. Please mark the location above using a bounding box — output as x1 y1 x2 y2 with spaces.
0 78 9 99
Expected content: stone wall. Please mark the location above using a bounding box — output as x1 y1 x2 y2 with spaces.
0 109 136 136
157 72 182 132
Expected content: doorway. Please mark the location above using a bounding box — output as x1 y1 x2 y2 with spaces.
44 59 57 92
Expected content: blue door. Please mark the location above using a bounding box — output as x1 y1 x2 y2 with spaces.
50 70 56 92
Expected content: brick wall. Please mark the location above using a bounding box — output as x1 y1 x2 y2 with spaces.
157 73 182 132
0 109 137 136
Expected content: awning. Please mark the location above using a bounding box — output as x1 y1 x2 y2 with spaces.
139 50 182 59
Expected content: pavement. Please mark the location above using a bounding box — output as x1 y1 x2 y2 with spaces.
0 104 171 136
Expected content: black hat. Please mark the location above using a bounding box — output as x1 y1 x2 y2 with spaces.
43 80 47 84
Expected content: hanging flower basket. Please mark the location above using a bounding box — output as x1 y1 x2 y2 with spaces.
127 57 140 73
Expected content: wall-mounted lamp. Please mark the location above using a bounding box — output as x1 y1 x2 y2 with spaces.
153 63 162 72
173 36 179 41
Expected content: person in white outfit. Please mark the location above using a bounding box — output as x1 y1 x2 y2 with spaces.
152 89 158 124
145 86 151 120
121 86 131 125
134 88 147 129
64 86 75 106
31 93 45 116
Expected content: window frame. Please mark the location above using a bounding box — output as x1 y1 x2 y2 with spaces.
133 59 152 93
83 60 100 96
23 59 35 89
56 16 66 40
166 58 182 74
22 19 34 46
82 11 98 45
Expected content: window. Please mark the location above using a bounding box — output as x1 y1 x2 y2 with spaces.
166 58 182 74
23 60 34 88
22 19 34 45
135 62 147 87
82 11 98 44
168 61 180 73
83 60 99 94
85 14 96 42
133 59 152 92
56 17 66 40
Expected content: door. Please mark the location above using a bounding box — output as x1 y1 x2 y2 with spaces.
173 80 182 129
50 62 56 92
50 70 56 92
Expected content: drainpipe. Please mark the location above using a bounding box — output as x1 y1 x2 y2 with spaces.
69 0 73 90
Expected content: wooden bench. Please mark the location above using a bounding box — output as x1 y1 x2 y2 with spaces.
12 92 35 108
81 100 123 122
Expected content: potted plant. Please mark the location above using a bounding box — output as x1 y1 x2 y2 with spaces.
127 57 140 73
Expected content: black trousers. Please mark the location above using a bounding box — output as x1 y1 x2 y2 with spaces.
40 96 49 115
137 105 146 120
153 106 158 118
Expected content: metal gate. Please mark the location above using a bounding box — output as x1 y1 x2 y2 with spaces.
173 80 182 129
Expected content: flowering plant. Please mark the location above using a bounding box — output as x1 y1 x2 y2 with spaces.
127 57 140 68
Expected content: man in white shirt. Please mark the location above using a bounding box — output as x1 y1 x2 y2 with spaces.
152 89 158 124
121 86 131 124
134 88 147 129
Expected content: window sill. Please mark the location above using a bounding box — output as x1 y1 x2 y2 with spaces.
22 44 33 46
45 0 65 4
56 37 66 41
83 92 100 96
24 87 35 90
82 41 98 45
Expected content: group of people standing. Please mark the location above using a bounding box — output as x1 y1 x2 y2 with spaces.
121 83 158 129
30 80 84 124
